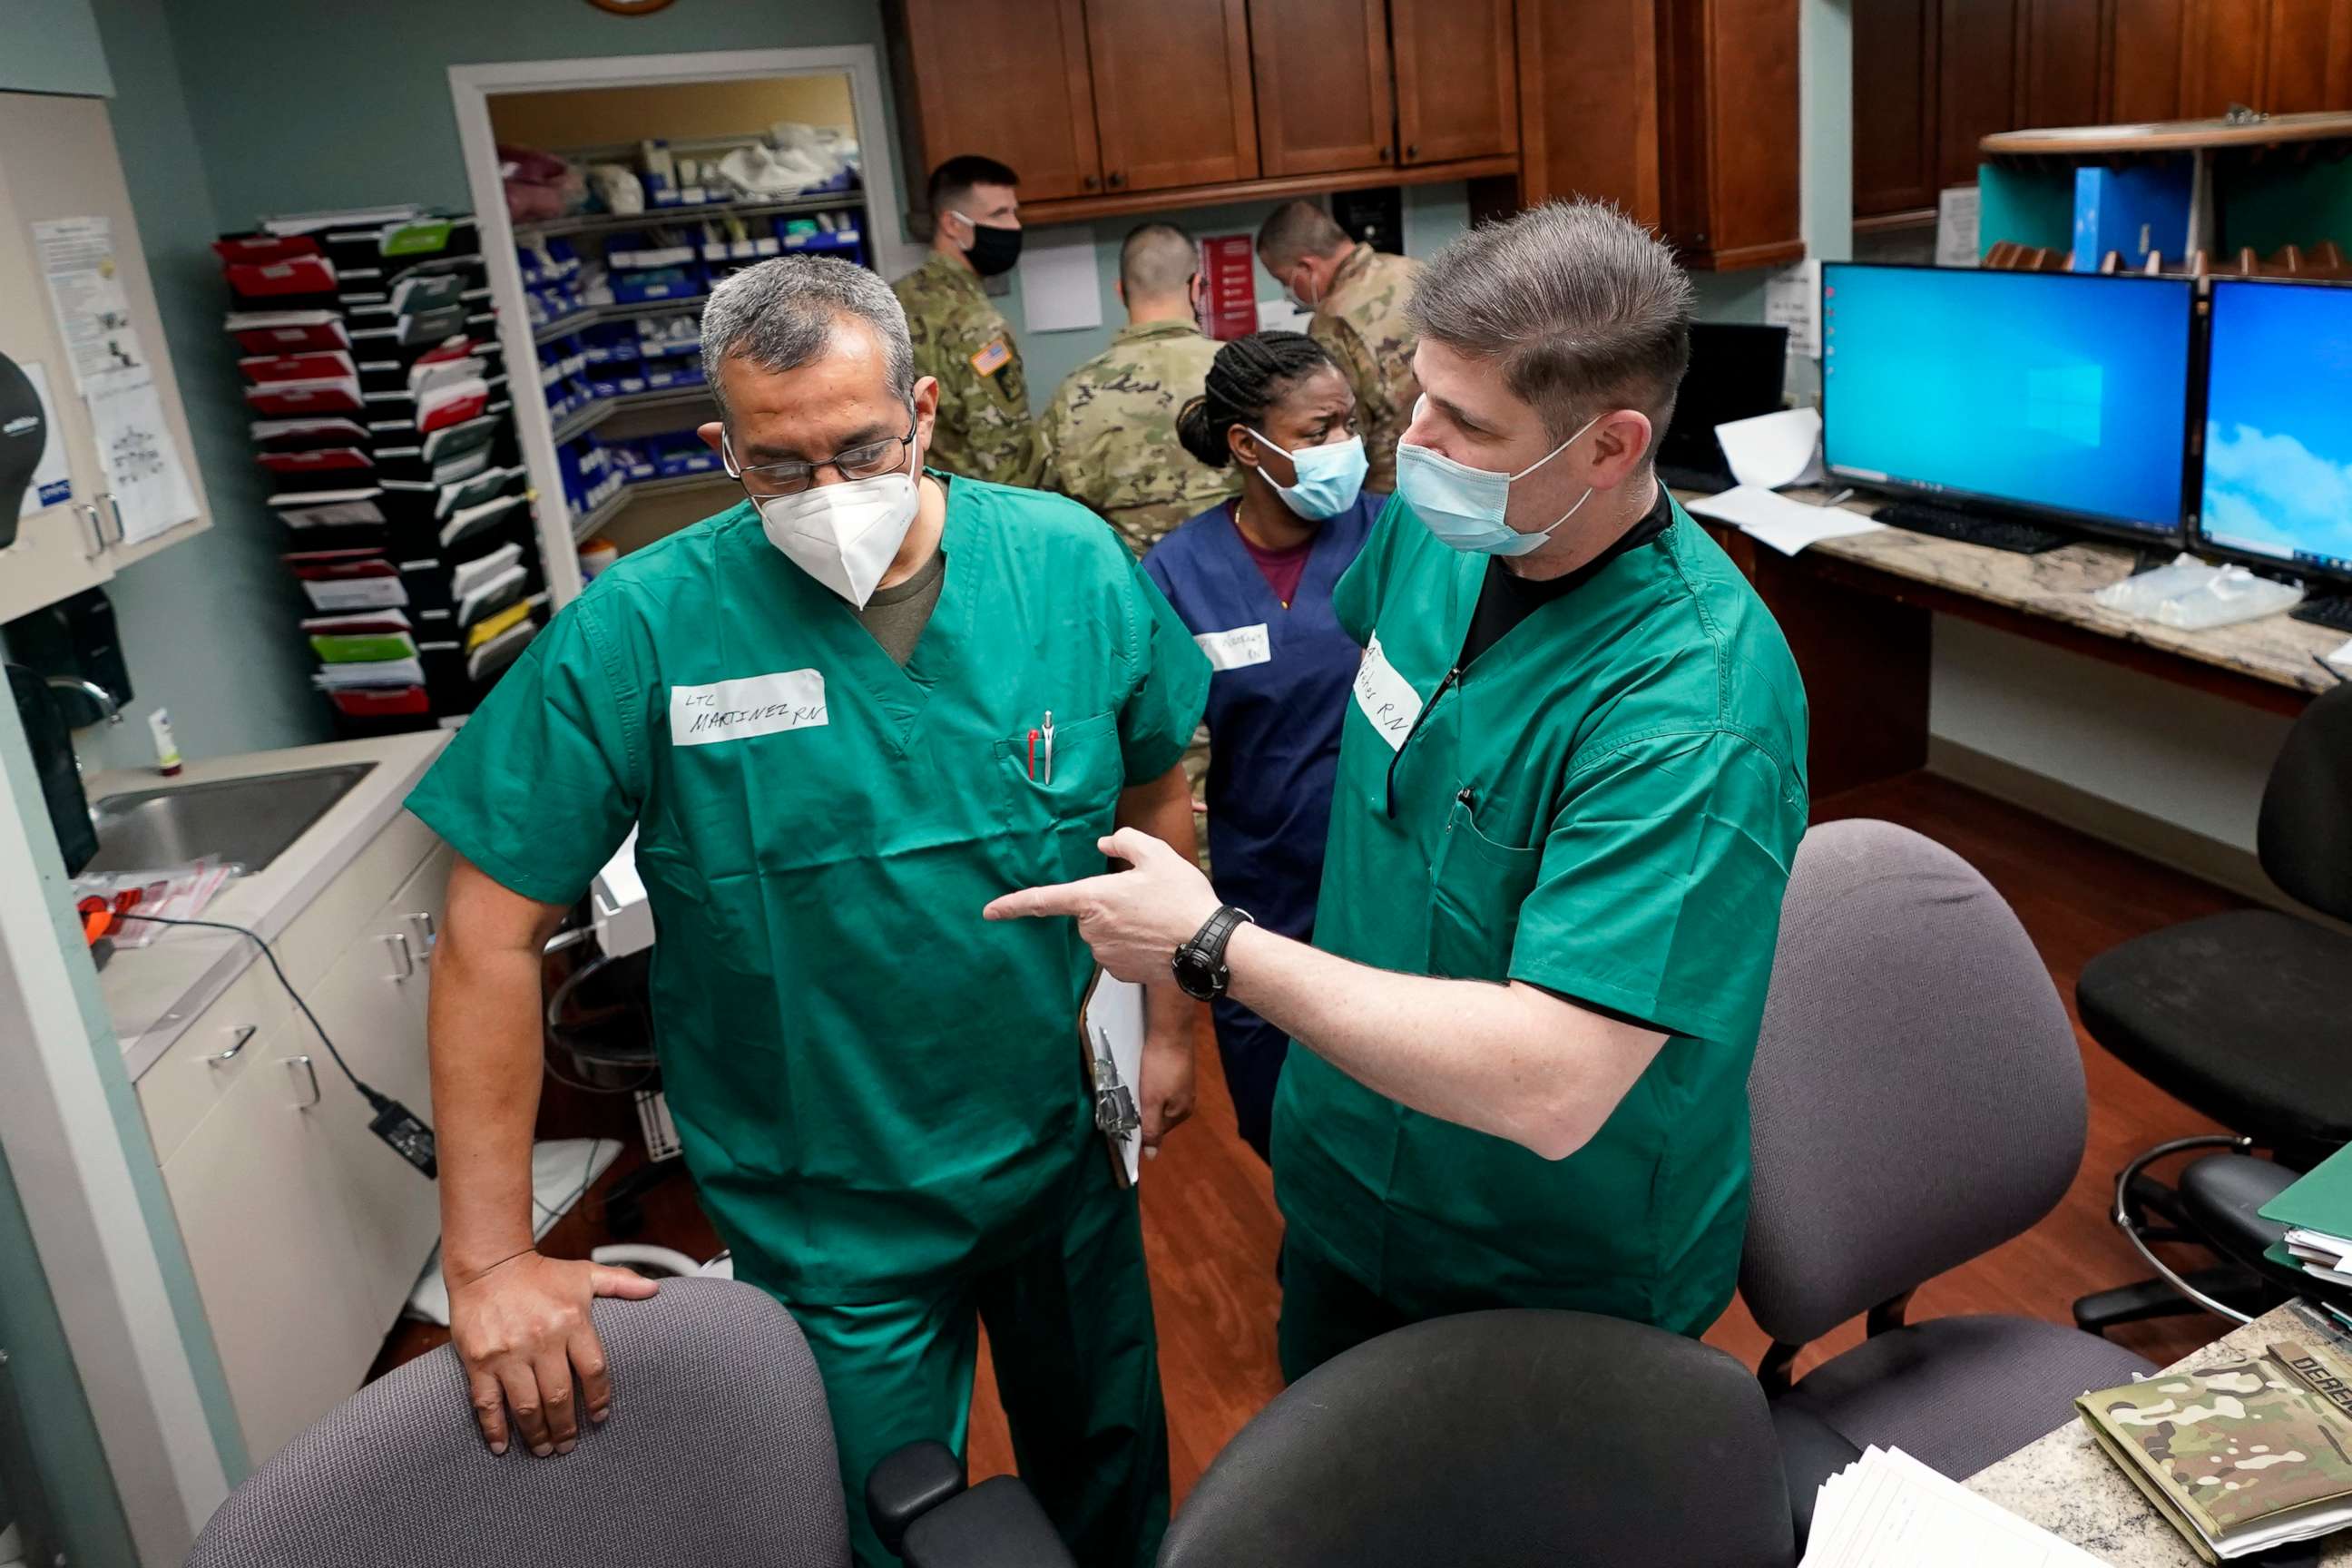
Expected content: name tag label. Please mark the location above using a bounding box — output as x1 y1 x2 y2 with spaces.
1194 622 1270 671
670 669 828 747
1352 633 1421 751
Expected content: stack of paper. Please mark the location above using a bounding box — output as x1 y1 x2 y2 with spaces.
2260 1142 2352 1290
1686 485 1887 556
1801 1446 2106 1566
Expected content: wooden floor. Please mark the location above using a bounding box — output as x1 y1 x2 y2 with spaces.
378 769 2249 1505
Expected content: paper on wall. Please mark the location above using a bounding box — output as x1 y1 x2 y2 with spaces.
1765 257 1822 359
34 216 147 390
1715 405 1825 490
1018 228 1103 334
84 368 198 544
1936 185 1982 269
17 362 73 518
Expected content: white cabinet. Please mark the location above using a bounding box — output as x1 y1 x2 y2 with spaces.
0 90 211 621
146 822 452 1464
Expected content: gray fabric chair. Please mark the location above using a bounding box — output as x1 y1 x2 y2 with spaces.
1742 819 2157 1490
186 1277 852 1568
1158 1309 1795 1568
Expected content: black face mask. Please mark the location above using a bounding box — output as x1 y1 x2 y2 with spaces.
961 219 1024 278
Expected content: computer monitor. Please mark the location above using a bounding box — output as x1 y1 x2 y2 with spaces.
1656 322 1790 487
1820 263 2197 544
2197 279 2352 585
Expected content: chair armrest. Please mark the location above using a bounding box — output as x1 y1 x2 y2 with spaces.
867 1439 966 1558
901 1476 1077 1568
1771 1399 1862 1558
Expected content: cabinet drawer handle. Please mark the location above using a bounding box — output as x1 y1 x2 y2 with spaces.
287 1054 321 1109
81 504 106 559
1107 172 1125 189
1083 173 1100 191
383 931 416 982
1406 143 1419 162
1378 144 1392 162
211 1024 256 1065
103 492 127 544
407 910 437 957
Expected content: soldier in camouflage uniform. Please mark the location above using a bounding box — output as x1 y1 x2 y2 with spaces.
892 155 1047 487
1257 199 1422 493
1043 222 1238 556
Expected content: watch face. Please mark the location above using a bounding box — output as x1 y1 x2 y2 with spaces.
1172 946 1218 999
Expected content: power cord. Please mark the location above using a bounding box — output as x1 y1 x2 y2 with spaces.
111 912 438 1179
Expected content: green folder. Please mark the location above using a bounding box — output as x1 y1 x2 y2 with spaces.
310 631 417 663
2261 1142 2352 1237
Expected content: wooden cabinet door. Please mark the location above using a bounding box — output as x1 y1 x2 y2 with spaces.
2018 0 2106 126
2263 0 2352 111
1658 0 1805 270
1393 0 1521 164
1937 0 2021 186
2107 0 2189 121
1250 0 1396 176
2180 0 2272 113
1853 0 1941 215
164 1027 383 1464
887 0 1102 202
1518 0 1661 222
1085 0 1259 192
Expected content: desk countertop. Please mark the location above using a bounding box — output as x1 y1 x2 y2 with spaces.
1966 1302 2352 1564
88 731 448 1080
1682 490 2346 699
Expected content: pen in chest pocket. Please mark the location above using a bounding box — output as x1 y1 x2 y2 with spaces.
1043 710 1054 784
1024 711 1058 782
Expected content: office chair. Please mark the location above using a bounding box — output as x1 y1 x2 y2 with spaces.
1157 1309 1795 1568
1741 821 2157 1514
2073 679 2352 1335
185 1277 1069 1568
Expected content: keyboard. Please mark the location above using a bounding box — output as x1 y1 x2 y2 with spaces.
2289 593 2352 632
1873 501 2071 554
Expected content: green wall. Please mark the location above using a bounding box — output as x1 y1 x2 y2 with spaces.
0 0 111 94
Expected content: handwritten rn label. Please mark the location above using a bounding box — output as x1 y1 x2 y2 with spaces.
1352 633 1421 751
1194 622 1271 671
670 669 828 747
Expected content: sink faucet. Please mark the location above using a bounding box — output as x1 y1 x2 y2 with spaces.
46 676 123 728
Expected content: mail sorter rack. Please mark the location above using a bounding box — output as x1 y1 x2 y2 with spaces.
215 210 546 736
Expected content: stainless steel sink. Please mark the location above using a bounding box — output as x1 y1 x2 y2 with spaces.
85 762 376 877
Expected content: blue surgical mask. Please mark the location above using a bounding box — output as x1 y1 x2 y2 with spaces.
1396 407 1602 556
1248 428 1367 521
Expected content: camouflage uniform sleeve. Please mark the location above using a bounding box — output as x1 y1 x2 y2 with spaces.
942 331 1048 488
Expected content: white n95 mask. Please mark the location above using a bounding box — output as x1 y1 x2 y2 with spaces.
1395 406 1602 557
753 471 920 608
1248 429 1368 520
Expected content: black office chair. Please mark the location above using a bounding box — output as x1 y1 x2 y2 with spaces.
1156 1309 1796 1568
2073 677 2352 1335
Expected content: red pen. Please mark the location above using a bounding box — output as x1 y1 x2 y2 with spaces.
1027 728 1041 779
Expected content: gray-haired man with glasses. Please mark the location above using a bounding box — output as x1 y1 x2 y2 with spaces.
404 254 1210 1567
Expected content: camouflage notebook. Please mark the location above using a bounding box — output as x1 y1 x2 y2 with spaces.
2077 1336 2352 1563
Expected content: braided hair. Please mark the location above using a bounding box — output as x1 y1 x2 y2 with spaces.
1176 330 1339 469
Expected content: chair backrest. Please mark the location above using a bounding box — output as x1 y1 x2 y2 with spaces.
2259 678 2352 922
1740 819 2085 1349
185 1277 848 1568
1158 1309 1793 1568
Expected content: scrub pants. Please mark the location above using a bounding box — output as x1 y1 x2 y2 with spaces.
1209 996 1287 1163
764 1154 1171 1568
1275 1236 1416 1386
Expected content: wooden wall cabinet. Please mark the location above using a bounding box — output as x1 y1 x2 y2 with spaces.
1512 0 1661 222
1392 0 1521 164
1252 0 1398 176
1853 0 1941 215
1657 0 1806 269
1085 0 1259 191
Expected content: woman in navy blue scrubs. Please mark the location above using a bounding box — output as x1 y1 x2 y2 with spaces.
1144 331 1382 1161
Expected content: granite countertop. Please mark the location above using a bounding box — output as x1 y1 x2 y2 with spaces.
87 731 447 1080
1967 1302 2352 1564
1780 495 2344 697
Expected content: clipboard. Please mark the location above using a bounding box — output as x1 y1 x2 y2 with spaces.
1078 968 1147 1188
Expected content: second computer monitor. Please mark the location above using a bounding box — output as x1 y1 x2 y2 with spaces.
1821 263 2196 542
2199 279 2352 584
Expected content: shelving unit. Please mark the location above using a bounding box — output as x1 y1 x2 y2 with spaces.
213 208 544 735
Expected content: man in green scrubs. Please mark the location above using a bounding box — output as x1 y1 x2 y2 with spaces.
990 201 1809 1377
410 256 1207 1568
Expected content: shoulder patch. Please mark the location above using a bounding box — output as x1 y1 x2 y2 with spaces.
969 338 1012 378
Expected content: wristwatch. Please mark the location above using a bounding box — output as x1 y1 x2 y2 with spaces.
1171 906 1254 1001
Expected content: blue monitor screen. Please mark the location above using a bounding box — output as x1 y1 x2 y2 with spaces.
2200 279 2352 580
1821 264 2193 536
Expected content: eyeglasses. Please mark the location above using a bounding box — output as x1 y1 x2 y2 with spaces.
723 409 917 497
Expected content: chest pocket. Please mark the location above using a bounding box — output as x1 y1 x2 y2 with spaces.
1426 793 1543 982
995 710 1123 885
